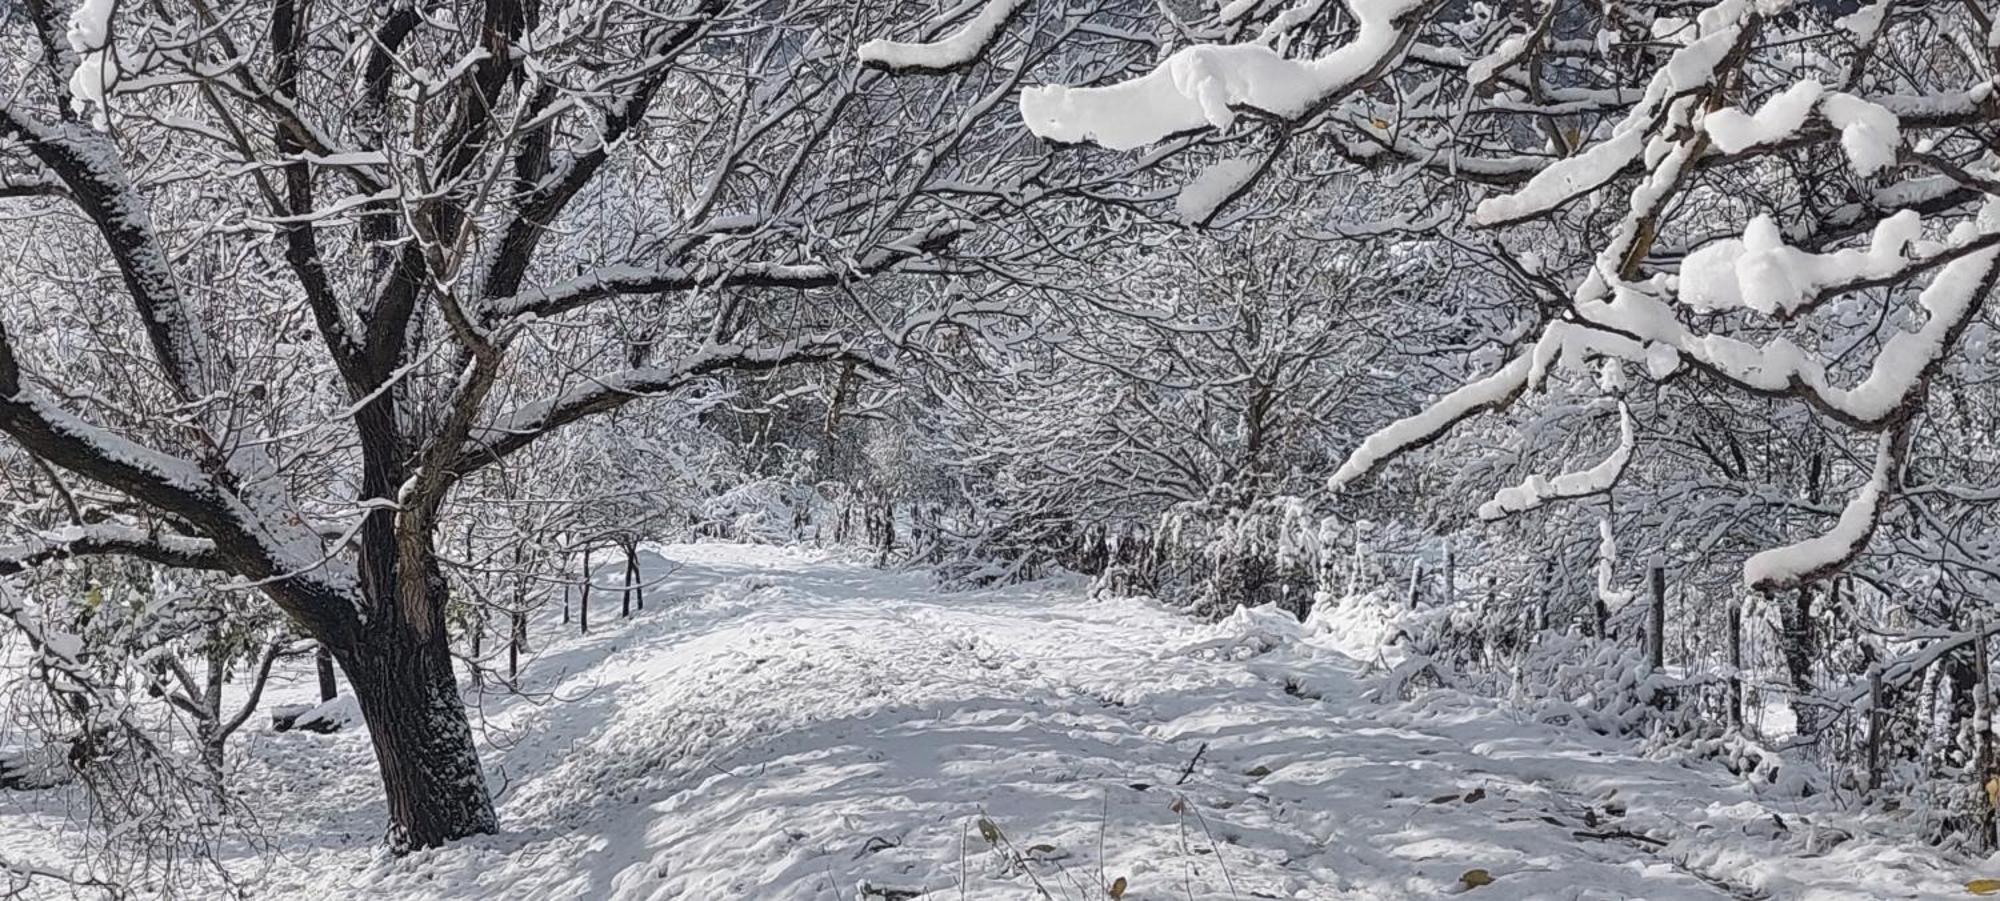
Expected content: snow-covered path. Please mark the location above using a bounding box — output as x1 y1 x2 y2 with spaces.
14 543 1975 898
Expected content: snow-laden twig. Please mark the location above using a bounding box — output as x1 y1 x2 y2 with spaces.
1017 0 1439 150
1742 426 1903 590
1329 353 1530 490
857 0 1027 73
1476 403 1633 521
1594 518 1636 610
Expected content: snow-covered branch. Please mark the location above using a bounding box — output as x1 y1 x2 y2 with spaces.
858 0 1028 73
1742 425 1906 590
452 337 886 476
1476 403 1634 521
0 104 217 401
0 524 224 575
1017 0 1441 150
1329 353 1531 490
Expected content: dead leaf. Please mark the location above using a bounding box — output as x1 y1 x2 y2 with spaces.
1245 764 1272 778
1969 878 2000 895
976 817 1000 846
1460 868 1495 888
1985 776 2000 811
1109 875 1128 899
1169 797 1187 815
1463 787 1486 804
1370 117 1391 129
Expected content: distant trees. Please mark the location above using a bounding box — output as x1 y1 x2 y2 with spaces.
880 0 1998 586
874 0 2000 840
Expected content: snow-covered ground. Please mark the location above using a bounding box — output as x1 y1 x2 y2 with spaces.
1 543 1982 898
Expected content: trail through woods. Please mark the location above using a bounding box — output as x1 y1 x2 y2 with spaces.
1 544 1978 898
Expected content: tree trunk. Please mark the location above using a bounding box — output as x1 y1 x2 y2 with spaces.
622 536 637 618
580 546 592 635
509 610 525 680
316 645 339 702
336 616 496 852
197 719 226 797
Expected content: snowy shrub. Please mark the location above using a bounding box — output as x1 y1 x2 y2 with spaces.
697 479 824 544
1132 492 1337 620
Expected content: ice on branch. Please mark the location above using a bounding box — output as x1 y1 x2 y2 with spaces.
1742 431 1898 589
1175 157 1261 225
857 0 1026 72
1476 403 1634 520
1330 353 1531 490
1677 211 1920 316
1017 0 1429 150
66 0 121 124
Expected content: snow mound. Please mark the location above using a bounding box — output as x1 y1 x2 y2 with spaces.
1162 602 1304 659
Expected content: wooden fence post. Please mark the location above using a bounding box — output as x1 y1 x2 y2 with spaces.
621 538 634 619
468 608 484 691
1728 599 1743 729
1443 538 1456 607
1867 663 1883 792
627 536 641 614
1976 616 1994 850
580 546 593 635
509 611 525 681
1646 566 1666 672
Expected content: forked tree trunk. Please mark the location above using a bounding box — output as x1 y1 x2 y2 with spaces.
335 602 497 852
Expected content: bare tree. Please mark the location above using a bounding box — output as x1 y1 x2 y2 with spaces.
0 0 1178 850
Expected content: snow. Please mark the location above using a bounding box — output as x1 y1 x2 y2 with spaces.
1702 80 1824 154
1473 0 1751 227
1837 0 1892 39
1173 156 1261 225
1017 0 1427 150
1677 210 1921 316
1531 197 2000 446
1330 354 1531 490
0 543 1984 898
1475 403 1634 520
1464 35 1527 86
1821 92 1902 177
857 0 1026 71
66 0 121 124
1742 432 1896 589
1473 127 1647 226
1593 518 1637 610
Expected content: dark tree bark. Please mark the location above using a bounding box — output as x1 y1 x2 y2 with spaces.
1782 585 1817 693
316 645 339 703
622 536 637 617
335 579 496 852
580 546 593 635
